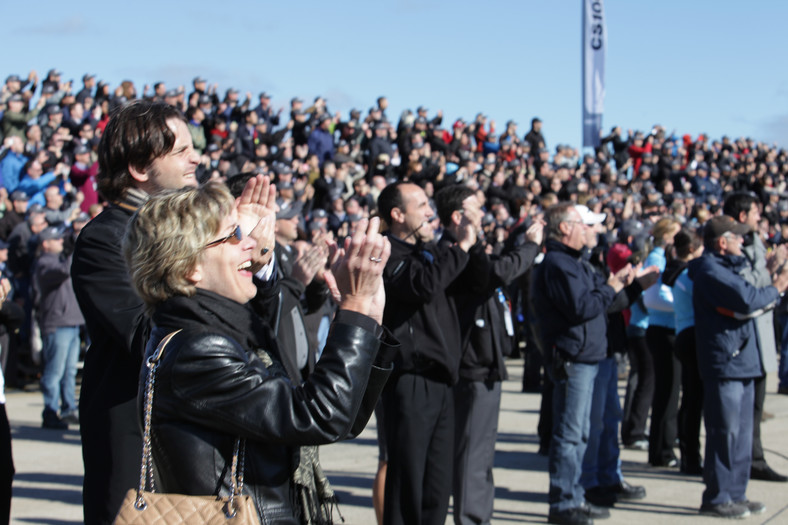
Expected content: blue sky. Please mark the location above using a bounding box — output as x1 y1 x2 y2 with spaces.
6 1 788 150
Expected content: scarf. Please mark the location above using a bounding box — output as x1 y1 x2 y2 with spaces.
152 290 339 525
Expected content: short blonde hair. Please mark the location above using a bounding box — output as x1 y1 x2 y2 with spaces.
123 182 234 308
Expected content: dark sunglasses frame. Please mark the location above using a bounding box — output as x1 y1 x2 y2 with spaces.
204 225 242 248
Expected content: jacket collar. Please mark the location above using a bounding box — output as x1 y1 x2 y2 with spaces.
545 238 583 259
710 250 747 271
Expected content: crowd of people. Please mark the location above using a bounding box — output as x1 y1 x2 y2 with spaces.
1 67 788 524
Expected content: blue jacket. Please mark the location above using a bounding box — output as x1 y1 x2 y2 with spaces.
629 247 668 332
0 151 26 192
672 268 694 334
307 128 334 166
17 171 58 207
689 251 779 381
530 239 616 363
643 246 675 329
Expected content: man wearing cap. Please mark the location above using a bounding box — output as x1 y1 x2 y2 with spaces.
43 185 81 228
308 113 335 167
2 93 46 141
691 162 718 204
254 91 281 129
0 191 29 241
722 192 788 483
32 226 84 429
40 105 64 147
1 71 37 106
76 74 96 105
367 122 394 168
0 136 27 193
8 204 47 286
531 202 633 525
524 117 547 154
69 143 99 213
689 215 788 519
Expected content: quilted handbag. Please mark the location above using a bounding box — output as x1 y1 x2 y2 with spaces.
114 331 261 525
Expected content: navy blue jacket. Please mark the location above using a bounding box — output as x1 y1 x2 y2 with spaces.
689 251 779 381
530 239 617 363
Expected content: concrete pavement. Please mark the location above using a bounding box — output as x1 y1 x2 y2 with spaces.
7 357 788 524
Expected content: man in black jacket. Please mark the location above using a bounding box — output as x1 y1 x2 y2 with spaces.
531 202 632 525
71 100 201 524
268 199 330 382
378 181 476 525
435 184 543 525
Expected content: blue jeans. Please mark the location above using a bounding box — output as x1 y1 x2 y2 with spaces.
40 326 80 417
581 357 623 489
549 360 598 512
702 378 753 506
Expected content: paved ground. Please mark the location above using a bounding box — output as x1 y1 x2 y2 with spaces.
7 357 788 524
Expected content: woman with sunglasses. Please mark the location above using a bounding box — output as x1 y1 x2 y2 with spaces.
122 181 392 524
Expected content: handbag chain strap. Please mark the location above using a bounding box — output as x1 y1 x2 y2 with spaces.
135 329 247 518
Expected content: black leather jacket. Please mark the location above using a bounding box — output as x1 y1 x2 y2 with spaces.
142 311 391 524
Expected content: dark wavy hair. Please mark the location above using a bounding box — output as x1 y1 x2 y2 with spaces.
97 100 186 202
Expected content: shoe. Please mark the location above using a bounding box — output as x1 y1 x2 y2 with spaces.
680 462 704 476
547 507 593 525
761 410 774 422
778 386 788 395
624 439 648 451
42 417 68 430
699 501 750 519
651 458 678 468
750 464 788 482
579 502 610 519
602 480 646 501
60 411 79 425
735 500 765 515
584 486 616 507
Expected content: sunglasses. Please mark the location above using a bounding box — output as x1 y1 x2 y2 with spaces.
204 225 242 248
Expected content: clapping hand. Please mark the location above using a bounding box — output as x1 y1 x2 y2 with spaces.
332 217 391 324
236 175 277 271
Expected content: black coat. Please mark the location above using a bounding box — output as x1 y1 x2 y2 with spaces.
444 234 539 381
443 233 540 382
71 202 149 524
381 234 469 385
144 305 391 524
249 243 330 383
72 203 149 413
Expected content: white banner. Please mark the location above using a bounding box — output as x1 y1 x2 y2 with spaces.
582 0 606 148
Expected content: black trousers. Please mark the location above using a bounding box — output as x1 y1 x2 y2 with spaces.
538 373 554 452
621 333 654 445
80 397 142 525
0 404 13 525
751 374 767 470
382 373 454 525
647 325 680 466
674 327 703 468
